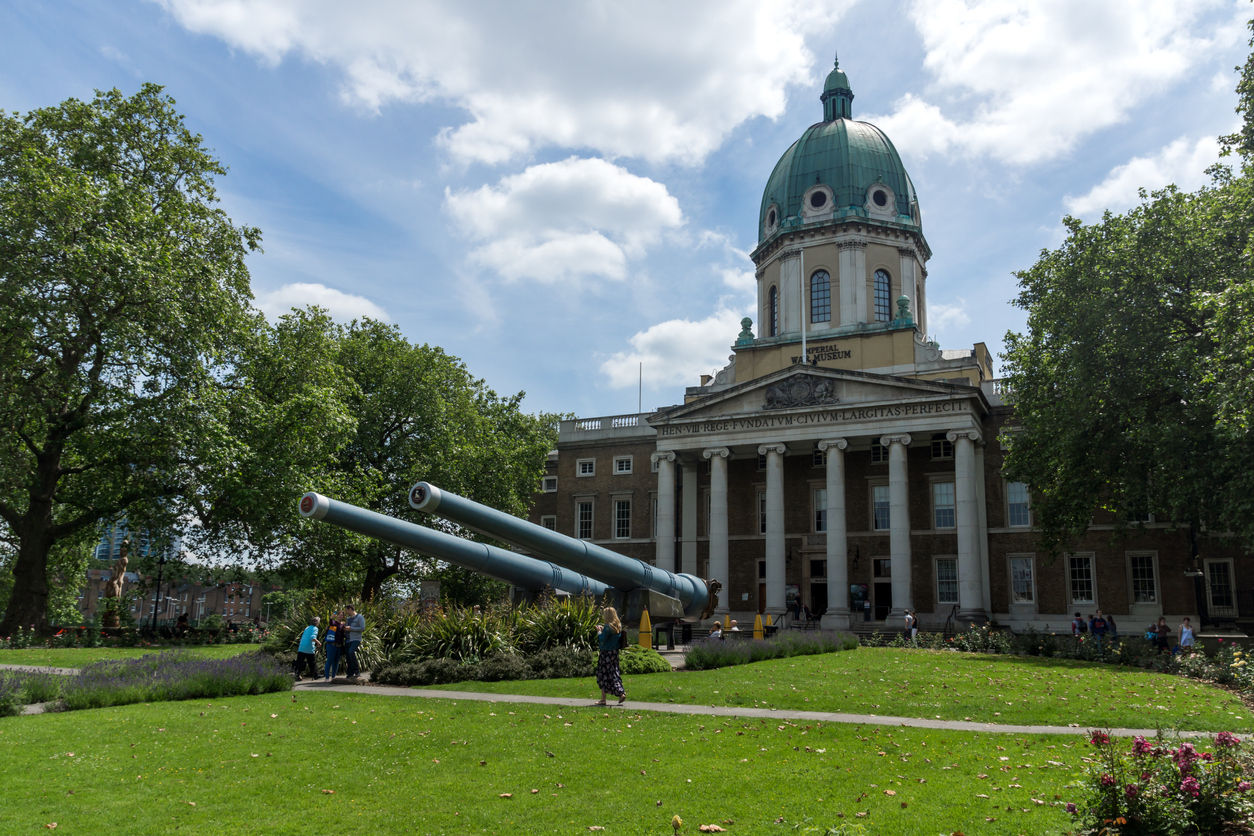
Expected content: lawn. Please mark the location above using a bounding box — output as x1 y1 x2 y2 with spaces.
0 645 263 669
1 689 1088 835
427 646 1254 732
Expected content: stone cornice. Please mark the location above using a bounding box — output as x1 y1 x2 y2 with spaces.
836 240 867 250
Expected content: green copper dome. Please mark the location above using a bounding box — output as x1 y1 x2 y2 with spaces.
758 58 919 247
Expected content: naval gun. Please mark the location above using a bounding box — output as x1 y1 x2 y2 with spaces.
408 482 720 622
298 492 609 600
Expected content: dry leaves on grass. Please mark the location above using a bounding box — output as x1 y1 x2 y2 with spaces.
698 826 727 833
500 793 513 798
321 790 334 794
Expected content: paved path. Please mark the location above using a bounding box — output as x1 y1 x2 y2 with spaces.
0 664 78 675
290 679 1210 739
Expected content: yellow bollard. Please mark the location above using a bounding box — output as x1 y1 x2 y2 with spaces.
753 613 764 640
723 613 731 630
639 609 652 650
765 613 773 628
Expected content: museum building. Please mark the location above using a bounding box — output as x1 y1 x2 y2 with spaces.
527 59 1251 634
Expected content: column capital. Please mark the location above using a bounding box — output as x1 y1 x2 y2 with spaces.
757 442 788 457
836 239 867 250
880 433 912 447
702 447 731 460
946 429 982 444
817 438 848 452
650 451 677 465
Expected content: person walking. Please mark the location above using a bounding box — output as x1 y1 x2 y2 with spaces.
1071 612 1087 639
343 605 365 680
293 616 320 680
1177 617 1195 654
595 606 627 706
323 610 344 681
909 610 920 642
1092 610 1108 653
903 609 915 642
1106 614 1119 644
1154 617 1170 655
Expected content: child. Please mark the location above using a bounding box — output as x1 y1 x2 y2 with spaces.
294 616 321 680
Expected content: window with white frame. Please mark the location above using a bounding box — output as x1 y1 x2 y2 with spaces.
1129 553 1157 604
936 557 958 605
576 459 595 477
614 499 631 539
871 442 889 463
540 515 556 531
813 488 827 532
1010 556 1035 604
541 476 557 493
758 491 767 534
873 269 892 322
576 501 593 539
1206 560 1236 611
1068 554 1095 605
930 433 953 459
614 456 632 474
872 485 890 530
933 481 955 529
1006 482 1031 527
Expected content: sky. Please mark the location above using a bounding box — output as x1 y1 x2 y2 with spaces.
3 0 1250 420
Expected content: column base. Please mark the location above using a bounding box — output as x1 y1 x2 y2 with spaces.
819 609 852 631
885 608 909 630
957 608 990 626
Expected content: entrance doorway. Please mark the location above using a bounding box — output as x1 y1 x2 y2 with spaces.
873 558 892 620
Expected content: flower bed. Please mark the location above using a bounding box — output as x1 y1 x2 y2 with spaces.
683 630 858 671
0 624 269 651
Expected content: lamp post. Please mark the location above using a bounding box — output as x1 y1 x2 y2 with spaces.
150 551 168 632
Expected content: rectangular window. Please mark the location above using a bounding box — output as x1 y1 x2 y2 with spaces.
614 499 631 539
930 434 954 459
936 557 958 605
576 459 595 477
614 456 632 474
1007 481 1031 527
813 488 827 532
1207 560 1235 611
540 515 557 531
758 491 767 535
871 442 889 463
873 558 891 578
812 448 825 467
933 482 955 529
576 501 593 539
872 485 890 530
1010 556 1035 604
1130 554 1157 604
757 453 767 470
1068 554 1095 605
541 476 558 493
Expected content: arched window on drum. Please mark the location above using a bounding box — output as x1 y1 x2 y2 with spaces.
768 285 779 336
810 270 831 324
873 269 892 322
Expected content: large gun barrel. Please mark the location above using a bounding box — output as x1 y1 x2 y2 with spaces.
408 482 718 620
298 492 609 599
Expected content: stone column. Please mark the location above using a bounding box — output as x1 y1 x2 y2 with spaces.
779 250 801 336
898 247 918 320
881 433 912 627
948 430 987 623
703 447 731 616
837 241 867 326
681 459 699 576
759 442 788 615
975 444 991 615
651 451 677 572
818 438 850 629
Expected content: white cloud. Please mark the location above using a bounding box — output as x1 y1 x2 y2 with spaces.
445 157 683 283
927 300 971 336
254 282 390 322
1064 135 1221 218
600 308 746 389
867 0 1244 165
154 0 852 165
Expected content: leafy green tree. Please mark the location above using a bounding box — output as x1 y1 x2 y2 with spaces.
0 85 261 633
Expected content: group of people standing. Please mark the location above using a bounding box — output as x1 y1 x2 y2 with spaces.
293 604 365 681
1072 610 1197 655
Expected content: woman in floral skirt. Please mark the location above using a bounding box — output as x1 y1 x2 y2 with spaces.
595 606 627 705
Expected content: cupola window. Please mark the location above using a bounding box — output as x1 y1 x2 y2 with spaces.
873 269 892 322
769 286 779 336
809 191 827 209
872 189 888 207
768 208 776 226
810 270 830 324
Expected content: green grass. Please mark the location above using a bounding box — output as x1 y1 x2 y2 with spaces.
427 647 1254 732
0 645 263 669
0 689 1087 835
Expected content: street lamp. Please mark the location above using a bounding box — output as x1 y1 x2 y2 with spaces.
150 550 168 632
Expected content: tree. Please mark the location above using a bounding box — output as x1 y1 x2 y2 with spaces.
1002 21 1254 552
0 85 261 633
280 318 560 601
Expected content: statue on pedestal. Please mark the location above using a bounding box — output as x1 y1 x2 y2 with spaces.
101 538 130 628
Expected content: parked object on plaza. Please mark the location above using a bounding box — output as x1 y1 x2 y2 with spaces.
409 481 721 622
298 492 609 600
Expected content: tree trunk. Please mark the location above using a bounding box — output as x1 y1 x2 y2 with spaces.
359 545 400 602
1 527 53 635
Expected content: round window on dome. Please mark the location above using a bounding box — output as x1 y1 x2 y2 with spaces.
810 191 827 209
872 190 888 207
768 209 776 226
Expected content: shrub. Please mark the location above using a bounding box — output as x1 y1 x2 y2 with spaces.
398 606 515 664
476 653 532 682
0 676 22 717
18 671 65 704
619 645 671 675
1066 729 1254 836
374 658 479 687
515 595 604 654
527 646 595 679
685 630 856 671
57 650 291 711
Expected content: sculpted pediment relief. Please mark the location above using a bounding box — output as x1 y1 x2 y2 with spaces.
763 373 839 410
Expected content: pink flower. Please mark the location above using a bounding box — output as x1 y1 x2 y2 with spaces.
1215 732 1241 749
1065 803 1078 814
1090 731 1111 747
1125 784 1139 800
1181 777 1200 798
1172 744 1200 773
1201 752 1213 762
1141 772 1152 781
1100 773 1116 788
1238 781 1251 792
1132 736 1152 755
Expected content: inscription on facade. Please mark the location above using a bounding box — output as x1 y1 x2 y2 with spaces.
790 346 853 363
657 400 968 436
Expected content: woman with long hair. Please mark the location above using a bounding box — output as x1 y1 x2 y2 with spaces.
595 606 627 706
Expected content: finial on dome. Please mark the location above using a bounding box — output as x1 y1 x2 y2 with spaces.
834 49 839 69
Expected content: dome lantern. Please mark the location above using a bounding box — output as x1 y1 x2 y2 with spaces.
820 52 853 121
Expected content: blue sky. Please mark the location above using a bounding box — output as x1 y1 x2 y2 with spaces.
3 0 1249 419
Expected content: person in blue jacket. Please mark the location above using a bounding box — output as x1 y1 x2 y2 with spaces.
293 616 321 680
595 606 627 706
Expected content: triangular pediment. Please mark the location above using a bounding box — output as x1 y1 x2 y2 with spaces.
652 365 984 424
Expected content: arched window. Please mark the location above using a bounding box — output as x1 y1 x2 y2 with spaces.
873 269 892 322
768 286 778 336
810 270 831 323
